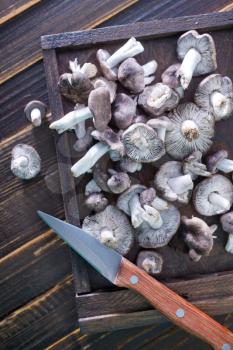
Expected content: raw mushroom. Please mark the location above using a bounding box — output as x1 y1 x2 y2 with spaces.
181 216 217 262
69 58 97 79
206 150 233 174
137 250 163 275
97 37 144 80
73 126 93 152
177 30 217 89
92 77 117 103
165 103 215 160
11 144 41 180
139 187 169 211
112 93 137 130
85 179 102 196
118 58 157 94
220 211 233 254
82 205 134 255
93 164 111 193
119 158 142 173
154 161 193 204
193 174 233 216
194 74 233 121
138 83 180 116
183 151 211 180
161 63 184 98
107 169 131 193
122 123 165 163
147 116 175 142
85 193 108 212
24 100 47 127
137 202 180 248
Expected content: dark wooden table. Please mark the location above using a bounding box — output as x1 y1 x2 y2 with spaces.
1 1 233 349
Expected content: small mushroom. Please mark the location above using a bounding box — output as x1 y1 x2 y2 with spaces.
220 211 233 254
183 151 211 180
165 103 215 160
85 193 108 212
138 83 180 117
107 169 131 193
93 164 110 193
92 77 117 103
177 30 217 89
97 37 144 80
193 174 233 216
73 126 93 152
137 250 163 275
82 205 134 255
24 100 47 127
181 216 217 262
147 116 175 142
85 179 102 196
119 158 142 173
154 161 193 204
122 123 165 163
11 144 41 180
194 74 233 121
161 63 184 98
69 58 97 79
206 150 233 174
118 58 157 93
139 187 169 211
112 93 137 130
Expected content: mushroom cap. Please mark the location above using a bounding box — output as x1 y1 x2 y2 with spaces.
112 93 136 130
165 103 214 160
91 128 125 156
107 171 131 194
82 205 134 255
118 58 144 94
161 63 181 89
11 144 41 180
206 150 228 173
137 203 180 248
85 193 108 212
220 211 233 233
140 188 156 206
93 165 110 193
137 250 163 275
96 49 118 80
177 30 217 76
183 150 211 179
92 76 117 103
194 74 233 120
88 86 111 131
117 184 146 215
193 174 233 216
60 71 93 104
122 123 165 163
138 83 180 117
73 126 93 153
24 100 47 126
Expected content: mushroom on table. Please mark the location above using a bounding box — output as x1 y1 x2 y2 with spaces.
206 150 233 174
137 250 163 275
112 93 137 130
107 169 131 194
220 212 233 254
183 151 211 179
85 193 108 212
92 76 117 103
161 63 184 98
24 100 47 127
11 144 41 180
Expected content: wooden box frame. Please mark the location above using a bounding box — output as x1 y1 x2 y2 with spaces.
42 11 233 333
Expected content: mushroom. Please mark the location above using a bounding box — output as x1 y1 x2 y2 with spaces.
193 174 233 216
220 211 233 254
194 74 233 121
85 179 102 196
92 77 117 103
183 151 211 180
107 169 131 193
122 123 165 163
177 30 217 89
154 161 194 204
138 83 180 117
161 63 184 98
96 37 144 80
119 158 142 173
137 202 180 248
181 216 217 262
82 205 134 255
93 164 111 193
137 251 163 275
165 103 215 160
50 86 111 133
147 116 175 142
206 150 233 174
11 144 41 180
73 126 93 152
118 58 157 93
85 193 108 212
69 58 97 79
112 93 137 130
133 114 147 124
24 100 47 127
139 187 169 211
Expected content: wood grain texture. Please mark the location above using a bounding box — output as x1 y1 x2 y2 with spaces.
0 0 41 25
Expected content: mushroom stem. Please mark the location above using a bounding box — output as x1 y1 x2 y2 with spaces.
143 205 163 229
100 227 116 247
71 142 109 177
168 174 193 194
13 155 29 168
50 107 93 134
74 120 86 139
225 233 233 254
208 192 231 211
181 120 199 141
210 91 231 115
216 158 233 173
129 194 145 228
142 61 157 77
147 85 171 109
107 38 144 68
151 197 169 211
30 108 42 126
178 48 201 89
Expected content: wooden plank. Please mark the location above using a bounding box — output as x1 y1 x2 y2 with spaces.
0 0 138 84
0 0 40 25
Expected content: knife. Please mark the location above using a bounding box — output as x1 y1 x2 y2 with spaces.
38 211 233 349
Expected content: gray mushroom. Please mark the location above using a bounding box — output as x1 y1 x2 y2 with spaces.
137 250 163 275
92 77 117 103
97 37 144 80
177 30 217 89
183 151 211 180
119 158 142 173
85 193 108 212
165 103 215 160
11 144 41 180
112 93 137 130
194 74 233 121
139 187 169 211
147 116 175 142
193 174 233 216
220 211 233 254
82 205 134 255
138 83 180 116
107 169 131 193
24 100 47 127
154 161 193 204
69 58 97 79
206 150 233 174
182 216 217 262
161 63 184 98
118 58 157 94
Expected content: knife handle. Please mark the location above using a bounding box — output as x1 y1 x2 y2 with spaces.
115 258 233 349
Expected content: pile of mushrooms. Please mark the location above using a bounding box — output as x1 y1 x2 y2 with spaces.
49 31 233 276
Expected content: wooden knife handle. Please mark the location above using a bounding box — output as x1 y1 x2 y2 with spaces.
115 258 233 349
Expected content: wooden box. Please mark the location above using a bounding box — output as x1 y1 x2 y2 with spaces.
42 12 233 333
